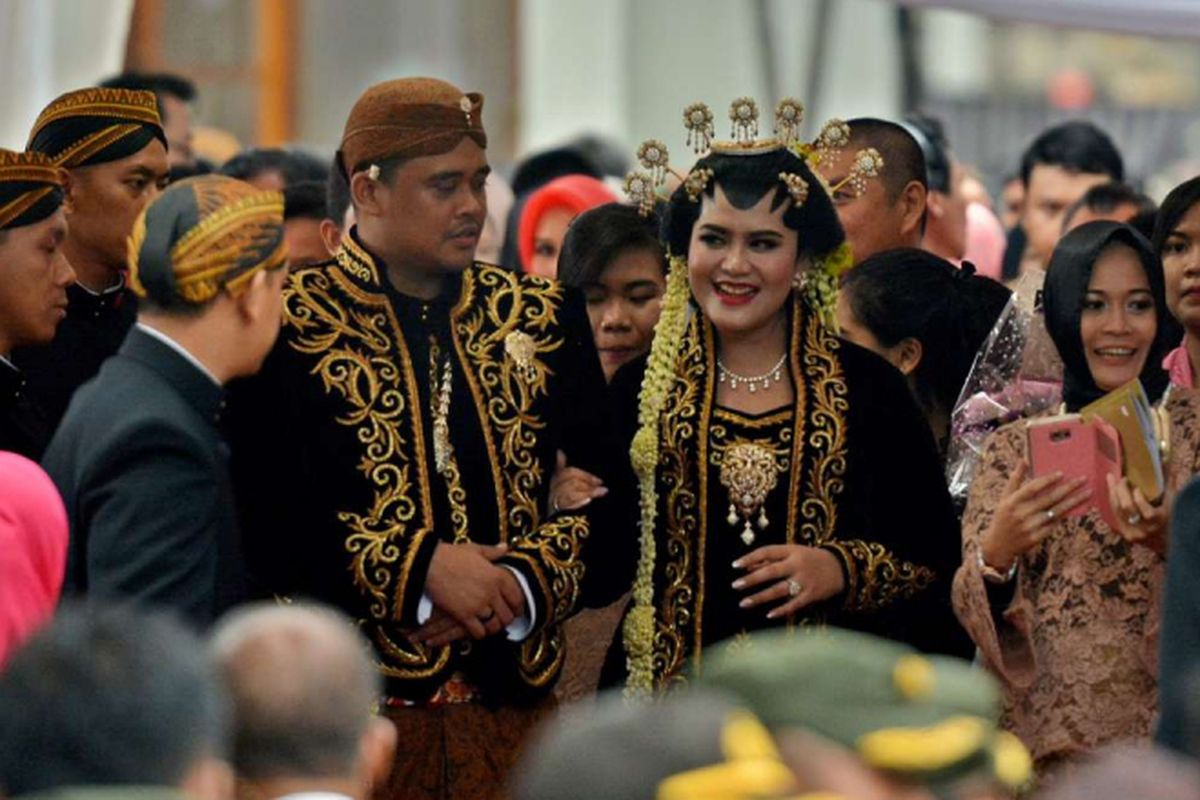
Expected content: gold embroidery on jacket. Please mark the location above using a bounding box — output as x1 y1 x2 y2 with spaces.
285 244 445 679
508 514 590 686
288 247 585 688
450 266 565 542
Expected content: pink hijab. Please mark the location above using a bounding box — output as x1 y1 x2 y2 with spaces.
0 452 68 668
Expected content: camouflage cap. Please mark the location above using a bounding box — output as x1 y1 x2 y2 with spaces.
696 628 1031 791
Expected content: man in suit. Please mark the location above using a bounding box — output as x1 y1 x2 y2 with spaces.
15 86 171 430
0 149 74 459
44 174 288 626
211 602 397 800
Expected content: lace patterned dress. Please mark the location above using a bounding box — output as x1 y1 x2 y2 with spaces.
953 389 1200 774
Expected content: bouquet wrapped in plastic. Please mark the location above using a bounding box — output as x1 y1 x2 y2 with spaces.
945 269 1063 505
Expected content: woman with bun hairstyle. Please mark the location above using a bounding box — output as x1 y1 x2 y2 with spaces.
838 249 1011 455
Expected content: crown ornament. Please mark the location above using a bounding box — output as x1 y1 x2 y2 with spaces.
624 96 884 217
683 103 715 153
729 97 760 142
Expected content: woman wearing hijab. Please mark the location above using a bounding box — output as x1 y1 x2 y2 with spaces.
0 452 68 667
517 174 617 278
953 221 1200 777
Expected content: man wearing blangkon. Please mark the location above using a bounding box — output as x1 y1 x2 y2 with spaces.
227 77 629 800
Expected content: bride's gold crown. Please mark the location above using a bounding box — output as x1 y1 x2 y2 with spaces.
624 96 884 216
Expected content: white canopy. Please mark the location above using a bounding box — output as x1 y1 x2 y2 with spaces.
896 0 1200 39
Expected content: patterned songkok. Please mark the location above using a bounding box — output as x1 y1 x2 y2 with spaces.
338 76 486 178
128 175 285 306
27 87 166 168
0 149 67 230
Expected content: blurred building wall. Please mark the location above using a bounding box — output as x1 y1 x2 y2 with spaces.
0 0 132 149
518 0 904 170
297 0 515 163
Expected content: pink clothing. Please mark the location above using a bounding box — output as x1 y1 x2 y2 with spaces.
0 451 68 668
953 391 1200 775
961 201 1005 280
1163 344 1194 389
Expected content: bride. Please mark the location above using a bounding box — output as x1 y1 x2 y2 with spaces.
602 99 971 694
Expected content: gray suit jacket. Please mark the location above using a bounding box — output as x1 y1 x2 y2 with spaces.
45 326 245 626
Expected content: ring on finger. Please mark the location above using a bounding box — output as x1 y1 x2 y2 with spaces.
1044 508 1056 522
1127 512 1142 526
479 609 495 622
786 579 802 598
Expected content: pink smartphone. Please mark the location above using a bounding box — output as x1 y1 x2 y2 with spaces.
1027 416 1122 529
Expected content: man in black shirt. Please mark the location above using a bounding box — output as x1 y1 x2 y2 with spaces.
0 149 73 459
15 86 170 429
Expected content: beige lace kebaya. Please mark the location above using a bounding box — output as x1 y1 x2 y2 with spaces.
954 390 1200 776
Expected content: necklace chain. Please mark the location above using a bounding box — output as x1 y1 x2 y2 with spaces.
430 337 454 476
716 352 787 394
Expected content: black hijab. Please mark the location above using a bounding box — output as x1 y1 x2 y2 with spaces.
1043 220 1171 411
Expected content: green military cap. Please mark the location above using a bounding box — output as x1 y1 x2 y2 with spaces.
696 628 1031 792
514 688 822 800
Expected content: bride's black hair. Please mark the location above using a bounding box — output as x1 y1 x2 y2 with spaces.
661 147 844 261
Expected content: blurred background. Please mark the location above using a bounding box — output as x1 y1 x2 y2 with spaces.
3 0 1200 198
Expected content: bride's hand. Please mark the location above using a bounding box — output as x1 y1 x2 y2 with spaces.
732 544 845 619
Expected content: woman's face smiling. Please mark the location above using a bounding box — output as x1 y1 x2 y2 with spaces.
687 185 799 341
1080 243 1157 392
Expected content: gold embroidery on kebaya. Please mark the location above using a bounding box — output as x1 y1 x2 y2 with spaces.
712 416 793 547
285 248 444 680
787 307 934 611
799 300 848 547
646 298 843 689
692 319 715 676
712 406 792 429
822 540 935 612
784 299 810 549
651 312 706 686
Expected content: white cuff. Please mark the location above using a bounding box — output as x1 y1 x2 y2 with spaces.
501 565 536 641
416 566 537 642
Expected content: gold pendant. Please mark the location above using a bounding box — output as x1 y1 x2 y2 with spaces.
505 330 538 382
718 442 781 547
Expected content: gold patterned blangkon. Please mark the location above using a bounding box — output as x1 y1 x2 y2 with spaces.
719 442 784 546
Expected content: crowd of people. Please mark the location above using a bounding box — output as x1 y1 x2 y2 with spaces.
2 65 1200 800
